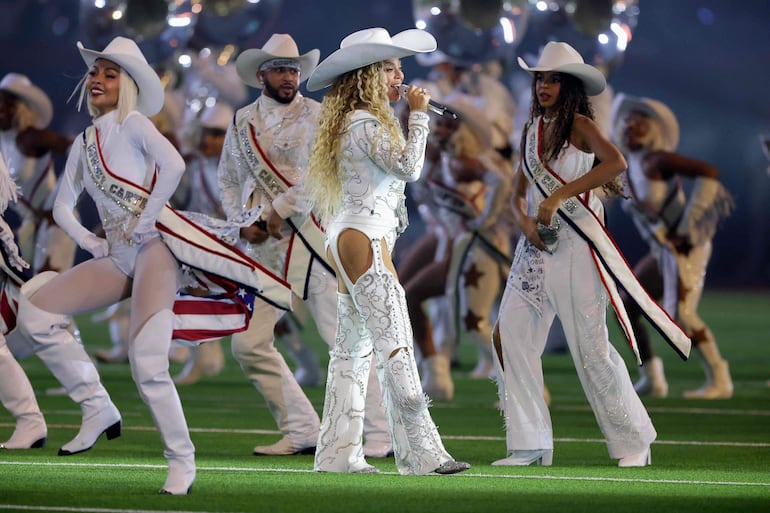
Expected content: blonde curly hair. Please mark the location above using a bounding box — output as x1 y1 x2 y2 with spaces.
305 61 404 224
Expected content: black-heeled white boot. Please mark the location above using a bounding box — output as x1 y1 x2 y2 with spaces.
17 272 121 456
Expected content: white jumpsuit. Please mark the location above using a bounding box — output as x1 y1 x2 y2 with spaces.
496 142 657 460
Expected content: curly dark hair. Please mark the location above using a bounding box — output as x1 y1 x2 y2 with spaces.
526 72 593 163
521 71 625 198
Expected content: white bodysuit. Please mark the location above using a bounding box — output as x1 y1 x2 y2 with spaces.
55 110 185 276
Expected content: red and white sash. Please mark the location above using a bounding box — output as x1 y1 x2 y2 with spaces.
522 118 691 362
235 117 331 299
84 127 293 341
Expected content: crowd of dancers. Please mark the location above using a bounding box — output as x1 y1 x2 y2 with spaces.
0 26 735 494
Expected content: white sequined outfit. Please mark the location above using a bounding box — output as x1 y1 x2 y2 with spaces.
57 110 182 277
496 142 656 460
315 110 456 475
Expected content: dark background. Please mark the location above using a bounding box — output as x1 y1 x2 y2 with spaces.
1 0 768 287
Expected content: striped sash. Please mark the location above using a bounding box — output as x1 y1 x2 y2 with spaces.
522 117 691 362
84 127 293 341
236 116 332 299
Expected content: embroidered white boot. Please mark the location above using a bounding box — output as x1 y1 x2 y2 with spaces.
314 293 377 474
352 260 467 475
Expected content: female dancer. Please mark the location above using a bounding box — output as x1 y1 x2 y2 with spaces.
16 36 193 494
304 27 470 475
611 94 733 399
492 42 689 468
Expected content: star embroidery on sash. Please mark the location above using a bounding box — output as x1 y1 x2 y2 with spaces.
463 263 484 288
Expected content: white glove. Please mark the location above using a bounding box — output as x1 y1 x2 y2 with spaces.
0 227 29 272
79 233 109 258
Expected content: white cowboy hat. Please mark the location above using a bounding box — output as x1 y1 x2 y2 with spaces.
307 27 437 92
517 41 606 96
235 34 320 88
0 73 53 129
610 93 680 151
199 102 234 130
77 36 164 117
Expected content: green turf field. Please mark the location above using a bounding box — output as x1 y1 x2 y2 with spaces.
1 290 768 513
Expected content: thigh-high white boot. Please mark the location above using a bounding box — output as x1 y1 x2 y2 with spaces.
0 336 47 449
17 272 121 455
129 309 195 495
350 247 468 476
303 264 392 458
314 292 377 473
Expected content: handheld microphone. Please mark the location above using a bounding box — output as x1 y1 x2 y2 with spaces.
394 84 458 119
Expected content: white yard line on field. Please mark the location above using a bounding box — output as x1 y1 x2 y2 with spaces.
1 461 769 488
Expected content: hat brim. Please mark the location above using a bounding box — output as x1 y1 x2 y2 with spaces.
307 29 437 92
517 57 606 97
78 42 164 117
235 48 320 88
610 93 680 151
0 82 53 129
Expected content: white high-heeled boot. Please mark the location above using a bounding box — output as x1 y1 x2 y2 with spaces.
0 338 47 449
17 272 121 456
129 309 195 495
351 257 467 475
314 293 378 474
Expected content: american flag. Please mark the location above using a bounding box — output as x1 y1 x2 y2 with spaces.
171 271 257 344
